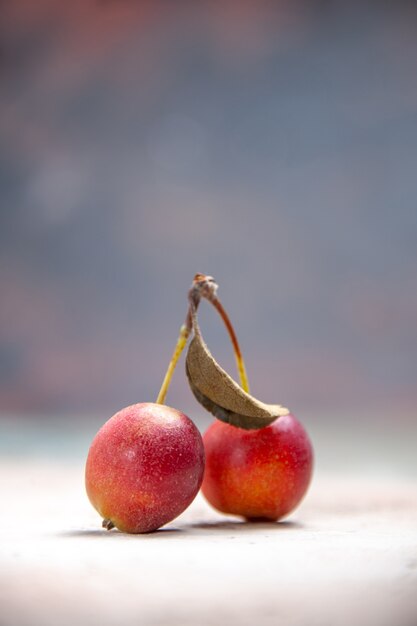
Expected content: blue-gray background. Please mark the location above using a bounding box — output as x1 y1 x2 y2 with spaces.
1 0 416 430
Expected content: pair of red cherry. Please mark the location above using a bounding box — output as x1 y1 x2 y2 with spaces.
85 275 313 533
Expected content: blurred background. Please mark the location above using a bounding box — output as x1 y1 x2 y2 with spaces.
1 0 416 473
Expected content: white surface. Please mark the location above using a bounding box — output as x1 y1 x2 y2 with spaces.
1 459 416 626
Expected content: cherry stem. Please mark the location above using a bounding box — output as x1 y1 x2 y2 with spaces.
155 274 250 404
155 323 191 405
209 296 250 394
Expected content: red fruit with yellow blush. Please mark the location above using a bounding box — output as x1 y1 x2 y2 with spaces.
84 276 223 534
85 403 204 533
202 414 313 521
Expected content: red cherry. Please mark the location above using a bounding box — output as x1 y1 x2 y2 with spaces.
202 413 313 521
85 402 205 533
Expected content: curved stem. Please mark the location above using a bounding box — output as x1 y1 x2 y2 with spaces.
155 274 250 404
210 296 250 393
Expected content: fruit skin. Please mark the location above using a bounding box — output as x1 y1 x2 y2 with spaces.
85 402 205 533
201 414 313 521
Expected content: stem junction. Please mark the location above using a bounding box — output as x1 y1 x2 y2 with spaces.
155 274 250 405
